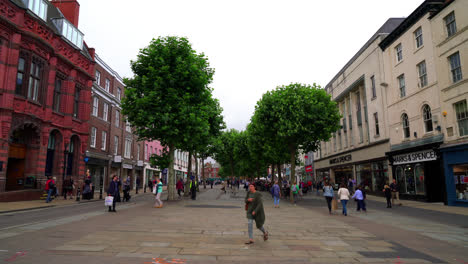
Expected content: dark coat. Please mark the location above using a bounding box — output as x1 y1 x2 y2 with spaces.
245 191 265 228
107 181 119 196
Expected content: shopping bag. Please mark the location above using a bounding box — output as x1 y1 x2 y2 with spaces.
332 198 338 210
105 196 114 206
152 186 157 194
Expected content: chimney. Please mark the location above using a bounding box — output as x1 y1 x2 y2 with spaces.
51 0 80 28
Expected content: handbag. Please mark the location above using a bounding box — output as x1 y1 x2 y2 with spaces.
332 198 338 210
105 196 114 206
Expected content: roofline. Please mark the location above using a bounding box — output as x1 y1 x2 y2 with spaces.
95 53 125 86
379 0 446 51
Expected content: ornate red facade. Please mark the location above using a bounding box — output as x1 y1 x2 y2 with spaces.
0 0 95 200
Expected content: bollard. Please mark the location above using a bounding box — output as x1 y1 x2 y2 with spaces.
76 187 81 201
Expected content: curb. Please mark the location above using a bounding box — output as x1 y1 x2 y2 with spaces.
0 205 56 214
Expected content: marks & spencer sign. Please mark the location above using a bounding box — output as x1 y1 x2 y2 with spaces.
392 150 436 165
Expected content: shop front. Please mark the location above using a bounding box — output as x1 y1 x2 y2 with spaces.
387 139 445 203
313 140 391 194
440 143 468 207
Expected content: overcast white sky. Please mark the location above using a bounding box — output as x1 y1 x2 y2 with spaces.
78 0 422 131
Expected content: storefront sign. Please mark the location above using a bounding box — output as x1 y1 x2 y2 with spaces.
114 155 122 163
123 163 133 169
392 150 436 165
137 160 144 166
329 154 352 164
305 165 313 172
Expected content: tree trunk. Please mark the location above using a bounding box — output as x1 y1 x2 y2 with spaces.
184 151 192 197
277 163 282 184
167 144 176 200
201 156 206 189
289 145 296 202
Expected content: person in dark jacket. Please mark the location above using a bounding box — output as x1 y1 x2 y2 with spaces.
107 175 119 212
190 179 197 200
383 183 392 208
245 184 268 244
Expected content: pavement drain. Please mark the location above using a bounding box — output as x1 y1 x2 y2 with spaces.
185 205 241 209
358 241 447 263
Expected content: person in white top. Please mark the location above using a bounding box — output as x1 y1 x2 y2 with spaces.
337 183 351 216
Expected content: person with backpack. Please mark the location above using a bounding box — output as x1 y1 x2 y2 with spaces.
323 181 334 214
45 176 55 203
291 182 299 206
271 180 281 208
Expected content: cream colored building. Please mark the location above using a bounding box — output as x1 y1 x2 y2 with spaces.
313 18 404 194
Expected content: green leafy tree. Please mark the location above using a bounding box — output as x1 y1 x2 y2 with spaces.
212 129 241 179
252 83 340 196
122 36 221 200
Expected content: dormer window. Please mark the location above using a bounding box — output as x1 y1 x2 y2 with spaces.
52 18 83 49
23 0 48 21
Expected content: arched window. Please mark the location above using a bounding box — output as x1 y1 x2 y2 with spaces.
401 113 410 138
422 104 433 132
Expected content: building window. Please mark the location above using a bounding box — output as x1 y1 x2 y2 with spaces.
101 131 107 150
370 75 376 98
103 103 109 121
454 100 468 136
114 136 119 155
417 61 427 87
444 11 457 37
115 110 120 127
137 144 141 160
95 70 101 86
414 27 423 48
124 137 132 158
395 44 403 62
16 57 26 95
422 104 433 133
453 164 468 200
55 18 83 49
117 88 121 101
402 113 410 139
73 87 80 118
398 74 406 98
28 60 42 101
105 78 110 92
53 78 62 112
374 112 380 136
449 52 462 83
145 145 148 160
126 119 131 132
92 97 99 116
27 0 47 21
90 127 97 148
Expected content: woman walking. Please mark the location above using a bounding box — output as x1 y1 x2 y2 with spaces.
107 175 119 212
154 177 163 208
383 183 392 208
337 183 350 216
271 180 281 208
323 181 334 214
245 184 268 244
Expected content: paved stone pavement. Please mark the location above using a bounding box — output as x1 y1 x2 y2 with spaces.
0 186 467 264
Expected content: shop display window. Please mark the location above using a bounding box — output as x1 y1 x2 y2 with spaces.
356 162 389 193
395 163 426 195
453 164 468 200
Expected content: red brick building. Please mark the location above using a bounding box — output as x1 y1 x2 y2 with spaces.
203 162 220 180
0 0 95 200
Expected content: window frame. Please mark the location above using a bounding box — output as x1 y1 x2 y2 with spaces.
444 11 457 38
124 137 132 159
449 52 463 83
103 102 109 121
117 87 121 101
95 70 101 86
92 97 99 116
402 113 410 139
101 131 107 151
53 77 62 113
414 27 423 48
73 85 81 119
374 112 380 136
454 100 468 137
115 110 120 127
105 78 110 92
422 104 433 133
395 44 403 63
417 61 428 88
370 75 376 98
90 127 97 148
114 135 119 155
398 74 406 98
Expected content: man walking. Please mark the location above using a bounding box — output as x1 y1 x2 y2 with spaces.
154 177 163 208
176 178 184 198
271 180 281 208
390 179 402 206
107 175 119 212
45 176 55 203
245 184 268 244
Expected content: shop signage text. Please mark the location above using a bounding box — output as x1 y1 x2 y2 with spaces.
122 163 133 169
392 150 436 165
305 165 313 172
329 154 352 164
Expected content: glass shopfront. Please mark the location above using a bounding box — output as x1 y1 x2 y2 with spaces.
334 166 353 185
453 164 468 200
356 161 388 193
394 163 426 195
316 170 330 182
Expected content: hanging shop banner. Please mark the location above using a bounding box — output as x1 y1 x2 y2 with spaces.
392 150 436 165
305 165 313 172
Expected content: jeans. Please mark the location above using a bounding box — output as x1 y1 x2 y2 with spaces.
293 193 298 204
341 200 348 215
154 192 162 207
248 218 265 239
273 196 280 206
357 199 366 211
325 196 333 212
46 189 54 203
